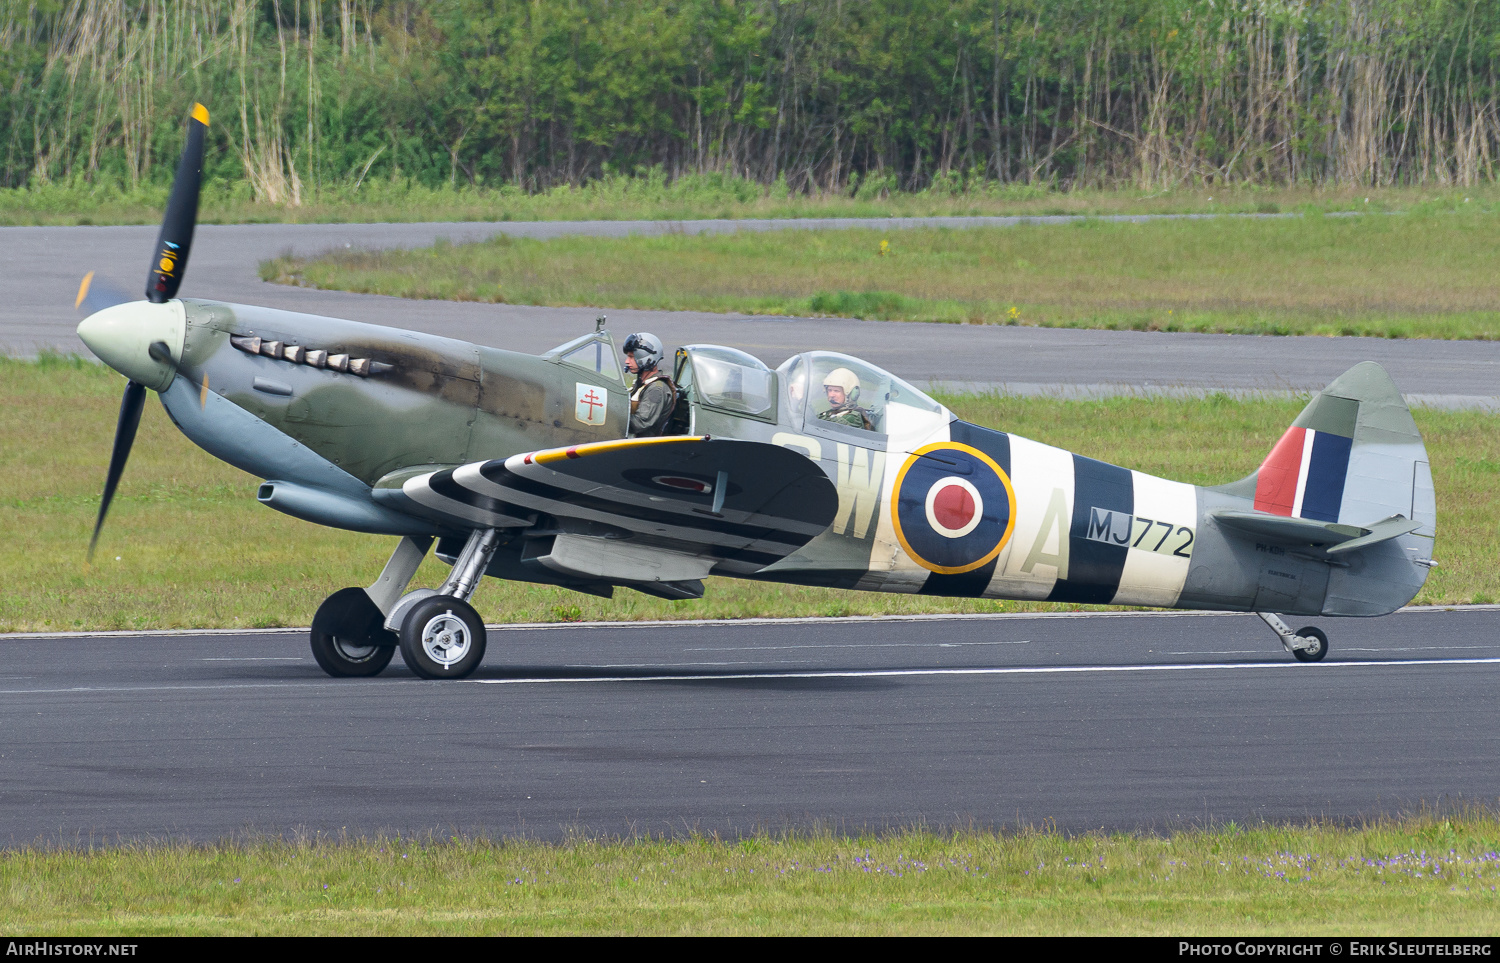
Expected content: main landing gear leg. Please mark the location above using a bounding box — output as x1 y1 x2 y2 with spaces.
396 528 501 680
1256 611 1329 663
310 535 434 678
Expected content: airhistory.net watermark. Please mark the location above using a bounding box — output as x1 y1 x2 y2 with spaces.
5 944 137 957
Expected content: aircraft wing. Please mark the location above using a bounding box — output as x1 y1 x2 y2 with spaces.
401 436 839 577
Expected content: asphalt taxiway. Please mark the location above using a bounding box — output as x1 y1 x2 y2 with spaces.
3 608 1497 845
4 219 1499 405
4 217 1496 844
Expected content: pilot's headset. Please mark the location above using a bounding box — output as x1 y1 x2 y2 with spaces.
623 332 664 372
822 367 861 405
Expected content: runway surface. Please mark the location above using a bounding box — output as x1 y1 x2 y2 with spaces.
4 219 1499 404
4 607 1498 846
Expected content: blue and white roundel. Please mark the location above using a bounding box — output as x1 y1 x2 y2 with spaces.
892 443 1017 575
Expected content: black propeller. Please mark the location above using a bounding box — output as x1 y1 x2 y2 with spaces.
88 380 147 563
85 103 208 561
147 103 209 303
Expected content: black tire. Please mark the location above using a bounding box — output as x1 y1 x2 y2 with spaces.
310 587 398 678
399 594 487 679
1292 626 1329 663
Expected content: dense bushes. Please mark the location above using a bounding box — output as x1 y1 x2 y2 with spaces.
3 0 1499 199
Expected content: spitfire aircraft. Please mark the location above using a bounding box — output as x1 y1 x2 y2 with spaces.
75 106 1438 679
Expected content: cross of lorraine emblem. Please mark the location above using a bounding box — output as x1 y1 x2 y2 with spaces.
574 383 607 426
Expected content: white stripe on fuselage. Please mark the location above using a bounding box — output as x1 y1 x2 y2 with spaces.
1111 471 1196 607
861 405 952 592
988 435 1075 600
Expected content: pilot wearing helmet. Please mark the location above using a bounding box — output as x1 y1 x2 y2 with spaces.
622 331 678 437
817 366 875 431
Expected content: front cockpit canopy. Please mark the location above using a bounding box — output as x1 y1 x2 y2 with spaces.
547 331 623 382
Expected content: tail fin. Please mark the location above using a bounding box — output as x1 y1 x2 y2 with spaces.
1217 361 1436 614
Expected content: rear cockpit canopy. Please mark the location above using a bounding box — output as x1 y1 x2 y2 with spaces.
777 350 946 435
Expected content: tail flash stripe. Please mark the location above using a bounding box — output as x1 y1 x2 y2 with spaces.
1253 426 1306 516
1300 431 1352 522
1290 428 1315 517
1252 425 1353 521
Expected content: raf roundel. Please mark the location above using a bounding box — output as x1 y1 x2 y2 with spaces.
892 443 1016 575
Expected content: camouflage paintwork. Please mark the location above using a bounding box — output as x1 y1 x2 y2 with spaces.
149 300 1433 618
176 299 626 485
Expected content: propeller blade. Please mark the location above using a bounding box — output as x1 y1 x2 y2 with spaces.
88 380 147 563
75 271 133 316
146 103 209 304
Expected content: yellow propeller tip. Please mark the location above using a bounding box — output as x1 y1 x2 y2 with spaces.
75 271 94 309
192 103 209 126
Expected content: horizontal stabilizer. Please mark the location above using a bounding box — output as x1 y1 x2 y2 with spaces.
1325 515 1423 555
1212 509 1420 554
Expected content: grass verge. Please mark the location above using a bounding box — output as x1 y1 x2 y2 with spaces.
2 356 1492 633
7 814 1500 934
267 210 1500 340
4 176 1500 226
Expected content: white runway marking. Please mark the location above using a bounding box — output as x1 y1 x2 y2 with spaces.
0 681 420 695
1335 645 1500 652
4 657 1499 697
200 657 307 662
1166 645 1500 656
476 656 1500 686
566 660 817 669
684 640 1029 652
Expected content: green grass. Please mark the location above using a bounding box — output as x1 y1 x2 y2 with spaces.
4 173 1500 226
268 208 1500 340
7 814 1500 934
1 357 1491 633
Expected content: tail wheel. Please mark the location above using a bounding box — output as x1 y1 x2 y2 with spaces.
1292 626 1329 663
399 595 487 680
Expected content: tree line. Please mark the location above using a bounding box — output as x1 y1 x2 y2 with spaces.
3 0 1498 201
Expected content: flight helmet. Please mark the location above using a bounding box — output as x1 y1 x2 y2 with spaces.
623 332 664 371
822 367 861 405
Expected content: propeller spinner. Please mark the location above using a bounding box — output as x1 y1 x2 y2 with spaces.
77 103 208 560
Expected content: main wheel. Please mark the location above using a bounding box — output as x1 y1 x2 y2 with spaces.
1292 626 1329 662
310 587 397 678
399 595 486 679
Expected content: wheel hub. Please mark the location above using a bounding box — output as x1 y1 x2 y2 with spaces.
332 637 377 661
420 611 471 667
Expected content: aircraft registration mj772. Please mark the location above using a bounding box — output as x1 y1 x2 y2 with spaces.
75 107 1439 679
